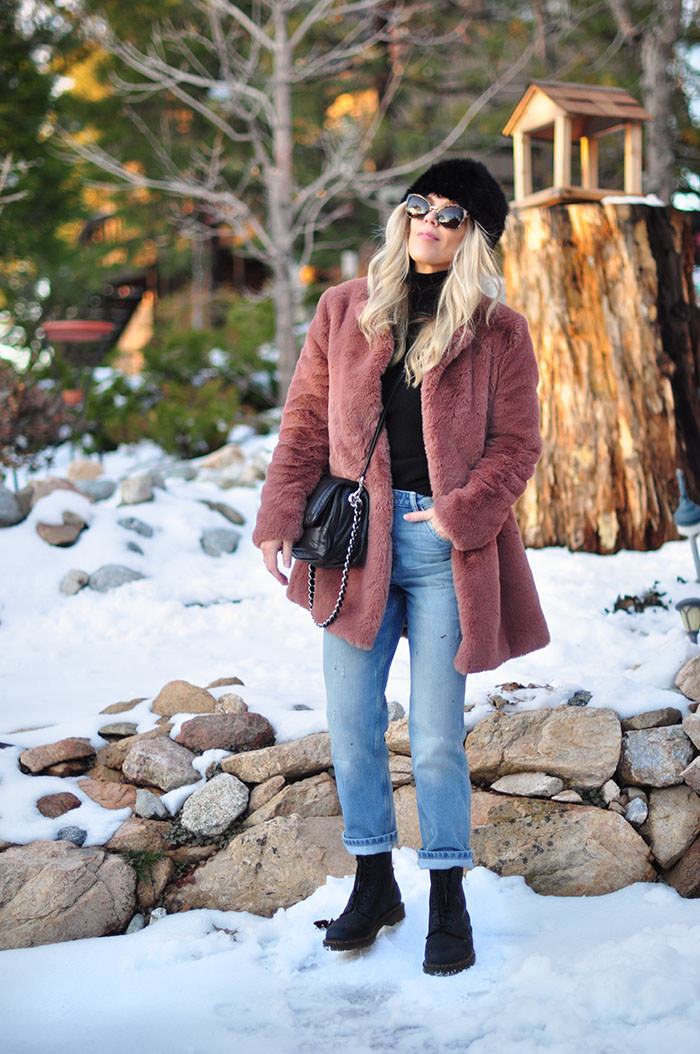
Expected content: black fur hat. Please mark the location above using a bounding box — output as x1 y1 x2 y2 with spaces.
404 158 509 248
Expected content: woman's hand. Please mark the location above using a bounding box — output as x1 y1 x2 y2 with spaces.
403 509 450 540
260 539 294 585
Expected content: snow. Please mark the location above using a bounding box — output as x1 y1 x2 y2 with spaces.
1 437 700 1052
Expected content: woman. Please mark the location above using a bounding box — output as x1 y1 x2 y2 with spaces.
254 158 549 976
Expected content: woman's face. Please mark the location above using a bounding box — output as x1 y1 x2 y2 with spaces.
407 194 468 273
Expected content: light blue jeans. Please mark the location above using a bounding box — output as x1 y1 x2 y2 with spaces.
324 489 474 870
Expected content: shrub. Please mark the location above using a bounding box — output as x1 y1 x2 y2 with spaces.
0 360 69 475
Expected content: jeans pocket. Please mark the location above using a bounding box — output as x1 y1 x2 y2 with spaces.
424 519 452 544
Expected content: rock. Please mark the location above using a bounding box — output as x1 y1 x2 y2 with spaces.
165 815 353 917
126 913 146 934
388 701 406 722
136 856 175 914
149 907 167 923
676 655 700 702
122 738 199 792
490 772 565 798
36 515 86 547
199 444 245 471
233 456 266 487
389 754 413 788
66 459 103 482
105 818 172 853
465 706 622 789
151 680 218 717
28 478 79 508
215 693 248 714
77 779 138 810
220 732 332 784
621 707 683 731
602 779 621 804
200 527 241 557
682 757 700 794
244 772 340 826
134 788 168 820
394 784 422 849
0 485 25 527
100 698 146 716
88 565 146 592
0 841 136 949
385 717 411 756
639 785 700 868
97 727 171 771
60 569 89 596
207 676 245 689
45 760 93 778
608 801 626 815
625 786 648 801
566 690 592 707
248 776 286 812
618 727 696 787
120 474 153 505
87 762 126 784
551 790 584 803
55 827 87 846
199 499 245 526
36 792 82 818
663 834 700 898
126 541 144 555
682 713 700 750
166 845 218 867
468 790 656 896
175 712 274 755
166 464 198 481
624 797 649 825
117 516 154 538
73 479 116 502
180 773 249 837
20 737 95 774
98 721 139 740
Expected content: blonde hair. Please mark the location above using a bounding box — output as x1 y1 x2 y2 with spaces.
358 202 502 386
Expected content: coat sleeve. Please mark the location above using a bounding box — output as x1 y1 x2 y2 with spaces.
252 292 331 547
433 314 541 552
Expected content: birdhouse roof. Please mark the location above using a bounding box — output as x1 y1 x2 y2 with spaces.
503 81 651 139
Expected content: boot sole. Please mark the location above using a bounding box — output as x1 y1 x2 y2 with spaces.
422 949 476 976
323 901 406 951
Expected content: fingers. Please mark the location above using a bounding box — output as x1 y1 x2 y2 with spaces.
260 539 291 585
403 509 429 522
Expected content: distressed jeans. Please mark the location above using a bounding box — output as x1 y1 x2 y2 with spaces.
323 489 474 870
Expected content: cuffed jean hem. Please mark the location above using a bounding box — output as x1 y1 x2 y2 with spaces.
342 831 399 855
417 849 475 870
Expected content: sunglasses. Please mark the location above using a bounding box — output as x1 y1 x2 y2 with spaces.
405 193 468 230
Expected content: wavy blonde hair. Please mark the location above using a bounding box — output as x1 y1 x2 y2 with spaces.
358 201 502 386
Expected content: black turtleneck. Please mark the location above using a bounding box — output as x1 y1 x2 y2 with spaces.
380 268 447 496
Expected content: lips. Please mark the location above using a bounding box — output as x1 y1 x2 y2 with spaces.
417 230 439 241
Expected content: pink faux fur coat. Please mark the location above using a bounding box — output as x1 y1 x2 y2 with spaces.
253 277 550 674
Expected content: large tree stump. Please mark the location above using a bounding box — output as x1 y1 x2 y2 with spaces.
503 202 700 553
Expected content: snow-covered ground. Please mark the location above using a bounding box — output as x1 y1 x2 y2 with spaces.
1 436 700 1053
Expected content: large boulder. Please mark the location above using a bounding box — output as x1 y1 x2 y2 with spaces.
639 785 700 868
0 484 25 527
465 706 622 789
220 732 332 783
20 737 95 774
121 737 199 792
394 785 655 896
175 712 274 754
151 680 218 717
618 727 696 787
663 834 700 898
165 814 353 917
243 771 340 826
0 840 136 949
180 773 249 837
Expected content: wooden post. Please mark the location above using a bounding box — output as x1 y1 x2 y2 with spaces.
624 123 643 194
553 113 572 188
580 136 598 189
502 203 700 553
513 131 533 201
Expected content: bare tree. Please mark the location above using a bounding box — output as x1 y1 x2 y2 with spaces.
62 0 538 398
606 0 697 203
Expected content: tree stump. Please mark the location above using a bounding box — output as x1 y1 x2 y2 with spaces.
503 202 700 553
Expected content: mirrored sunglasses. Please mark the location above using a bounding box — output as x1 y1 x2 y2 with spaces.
405 193 468 230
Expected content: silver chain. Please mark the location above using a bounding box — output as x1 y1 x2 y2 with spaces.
307 476 365 628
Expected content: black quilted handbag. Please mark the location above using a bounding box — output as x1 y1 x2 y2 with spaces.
292 373 402 628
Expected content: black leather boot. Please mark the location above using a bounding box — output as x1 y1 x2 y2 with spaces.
323 852 405 951
422 867 476 975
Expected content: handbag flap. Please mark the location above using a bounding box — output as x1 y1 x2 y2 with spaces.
303 477 358 526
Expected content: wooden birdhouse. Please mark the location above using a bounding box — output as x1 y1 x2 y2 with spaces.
502 80 651 208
